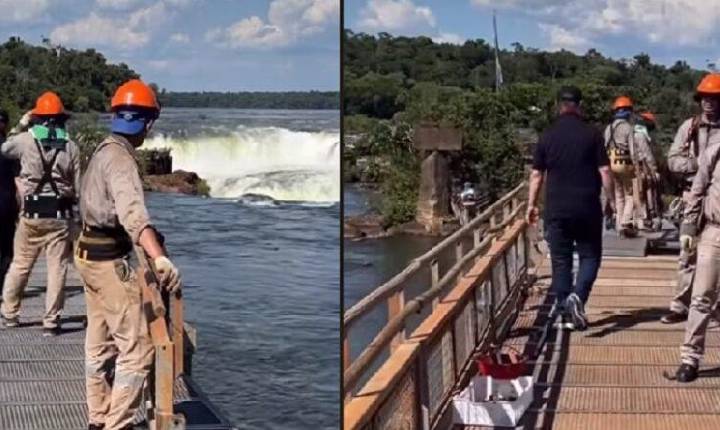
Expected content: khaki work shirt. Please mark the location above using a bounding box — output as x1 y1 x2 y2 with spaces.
681 141 720 236
632 125 657 173
604 119 634 153
603 119 656 170
668 117 720 184
80 134 151 244
0 130 80 200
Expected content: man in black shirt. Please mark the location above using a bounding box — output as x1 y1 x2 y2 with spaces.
526 86 615 330
0 109 19 293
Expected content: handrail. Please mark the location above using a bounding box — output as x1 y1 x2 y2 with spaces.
344 218 532 429
343 181 528 397
343 201 525 394
139 246 187 430
344 182 526 327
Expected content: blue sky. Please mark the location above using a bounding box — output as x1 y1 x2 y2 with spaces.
345 0 720 71
0 0 339 91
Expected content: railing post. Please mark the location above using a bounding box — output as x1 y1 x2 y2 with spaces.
431 260 439 309
388 290 405 351
455 240 463 277
343 334 351 372
490 212 498 242
155 342 176 430
170 293 184 378
415 348 431 430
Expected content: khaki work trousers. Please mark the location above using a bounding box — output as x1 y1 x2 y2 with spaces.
682 225 720 366
614 173 635 229
671 190 696 315
671 248 695 314
633 176 658 225
1 217 70 328
74 255 154 430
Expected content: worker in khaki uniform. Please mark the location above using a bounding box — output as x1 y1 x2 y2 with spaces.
675 131 720 381
633 111 661 230
604 96 641 236
0 92 80 336
75 79 181 430
661 74 720 325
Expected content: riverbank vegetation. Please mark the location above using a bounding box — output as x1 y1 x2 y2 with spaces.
0 37 338 121
344 30 707 225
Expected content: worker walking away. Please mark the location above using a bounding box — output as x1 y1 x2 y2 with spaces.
459 182 479 225
604 96 638 237
634 111 661 231
0 93 80 336
674 134 720 381
661 73 720 324
526 86 614 331
75 79 181 430
0 109 19 293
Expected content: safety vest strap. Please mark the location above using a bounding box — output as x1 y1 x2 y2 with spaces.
32 138 63 196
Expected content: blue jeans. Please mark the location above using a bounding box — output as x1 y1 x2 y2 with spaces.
545 215 602 305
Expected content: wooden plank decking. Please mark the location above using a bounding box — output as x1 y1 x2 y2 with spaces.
484 254 720 430
0 258 234 430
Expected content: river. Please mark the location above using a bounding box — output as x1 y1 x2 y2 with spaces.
343 184 444 375
139 108 339 429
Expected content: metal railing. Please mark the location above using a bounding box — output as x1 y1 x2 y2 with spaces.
139 249 187 430
343 182 531 429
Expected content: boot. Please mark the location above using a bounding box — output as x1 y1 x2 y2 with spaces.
660 312 688 324
675 363 698 383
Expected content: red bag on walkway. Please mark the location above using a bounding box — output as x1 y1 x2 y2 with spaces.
477 346 527 379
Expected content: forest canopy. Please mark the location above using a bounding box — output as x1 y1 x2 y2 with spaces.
345 30 705 125
344 30 709 225
0 37 138 119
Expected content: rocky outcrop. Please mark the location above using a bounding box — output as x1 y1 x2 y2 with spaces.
344 214 458 240
143 170 210 196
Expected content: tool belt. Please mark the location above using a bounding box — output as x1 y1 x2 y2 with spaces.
23 194 73 219
76 225 133 261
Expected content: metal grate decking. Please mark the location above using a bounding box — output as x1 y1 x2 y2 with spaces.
465 255 720 429
0 258 234 430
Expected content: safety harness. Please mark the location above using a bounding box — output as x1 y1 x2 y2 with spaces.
607 119 636 177
75 138 134 261
676 116 720 190
23 126 73 219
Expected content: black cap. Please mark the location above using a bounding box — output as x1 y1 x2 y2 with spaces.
0 109 8 124
557 86 582 103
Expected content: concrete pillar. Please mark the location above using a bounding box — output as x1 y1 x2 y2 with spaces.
416 150 450 233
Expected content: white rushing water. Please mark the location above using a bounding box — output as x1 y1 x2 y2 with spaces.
144 126 339 202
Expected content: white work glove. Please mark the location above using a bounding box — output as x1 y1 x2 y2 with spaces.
15 110 32 132
680 234 695 252
154 256 182 294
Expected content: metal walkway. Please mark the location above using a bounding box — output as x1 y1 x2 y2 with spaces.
0 259 234 430
491 255 720 430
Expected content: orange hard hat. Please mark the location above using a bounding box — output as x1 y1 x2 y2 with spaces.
696 73 720 97
640 111 656 123
612 96 633 110
32 91 65 116
111 79 160 112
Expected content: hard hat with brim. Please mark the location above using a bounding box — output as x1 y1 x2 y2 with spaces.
613 96 633 110
695 73 720 101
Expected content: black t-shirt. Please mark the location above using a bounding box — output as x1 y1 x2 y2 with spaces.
0 137 18 217
532 113 609 220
